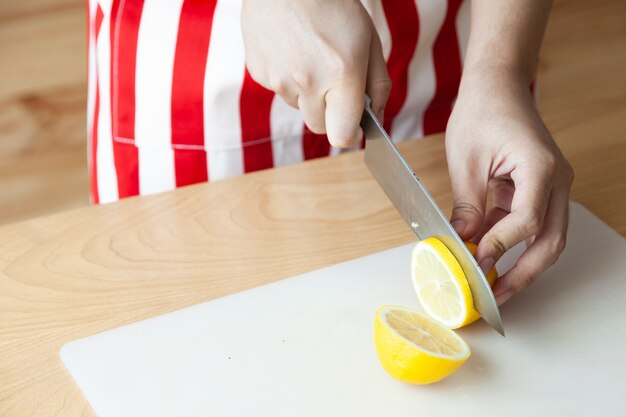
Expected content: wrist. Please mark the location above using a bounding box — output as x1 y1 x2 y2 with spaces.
458 63 533 101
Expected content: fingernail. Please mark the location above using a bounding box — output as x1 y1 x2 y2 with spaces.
451 219 465 235
376 109 385 123
479 258 494 275
495 290 513 306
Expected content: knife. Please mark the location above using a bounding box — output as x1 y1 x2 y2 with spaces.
361 98 505 336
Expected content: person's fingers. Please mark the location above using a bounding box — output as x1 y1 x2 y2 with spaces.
472 206 510 244
471 179 514 242
298 94 326 134
325 81 365 148
366 32 391 122
448 159 488 241
491 180 571 305
490 177 515 212
475 164 554 277
266 72 299 108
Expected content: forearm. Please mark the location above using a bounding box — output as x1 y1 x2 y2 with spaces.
462 0 553 85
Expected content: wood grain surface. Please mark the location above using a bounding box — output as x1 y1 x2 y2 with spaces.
0 0 625 416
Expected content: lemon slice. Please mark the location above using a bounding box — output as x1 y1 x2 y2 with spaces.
411 237 472 328
411 238 498 329
373 305 470 384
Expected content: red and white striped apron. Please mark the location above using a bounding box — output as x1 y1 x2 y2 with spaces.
87 0 471 203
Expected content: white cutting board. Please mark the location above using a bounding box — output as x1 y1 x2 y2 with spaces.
61 202 626 417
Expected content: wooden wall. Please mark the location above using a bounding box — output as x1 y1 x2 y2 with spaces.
0 0 88 224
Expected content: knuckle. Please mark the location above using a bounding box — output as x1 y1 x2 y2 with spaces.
510 266 539 292
518 272 537 291
488 235 508 256
523 213 543 236
268 73 289 95
551 234 567 257
328 50 357 78
371 78 392 99
543 153 558 173
452 201 483 219
293 71 314 93
562 161 575 185
533 152 558 180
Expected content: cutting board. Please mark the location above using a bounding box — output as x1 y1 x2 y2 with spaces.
61 202 626 416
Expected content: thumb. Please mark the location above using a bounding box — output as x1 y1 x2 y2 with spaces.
448 162 487 240
366 31 391 122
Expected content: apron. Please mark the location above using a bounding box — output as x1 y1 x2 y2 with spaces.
87 0 471 203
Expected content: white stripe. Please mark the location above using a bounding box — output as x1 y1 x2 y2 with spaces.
86 0 97 146
99 0 113 12
204 0 245 181
456 0 471 66
134 0 182 195
87 0 97 203
138 147 175 195
270 96 304 167
363 0 392 60
390 0 447 141
96 8 119 204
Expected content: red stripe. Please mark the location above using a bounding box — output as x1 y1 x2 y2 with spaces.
96 4 104 50
171 0 217 187
239 69 275 173
302 129 330 160
381 0 420 135
110 0 143 198
89 6 104 204
423 0 463 135
91 86 100 204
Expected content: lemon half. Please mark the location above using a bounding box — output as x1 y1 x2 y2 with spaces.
373 305 470 384
411 238 498 329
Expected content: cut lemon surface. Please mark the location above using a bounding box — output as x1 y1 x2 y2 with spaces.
373 305 470 384
411 238 498 329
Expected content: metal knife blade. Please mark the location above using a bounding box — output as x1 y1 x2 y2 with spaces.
361 101 505 336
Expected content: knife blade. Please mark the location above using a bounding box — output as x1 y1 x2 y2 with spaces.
361 100 505 336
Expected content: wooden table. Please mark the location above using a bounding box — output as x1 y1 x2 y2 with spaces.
1 124 625 415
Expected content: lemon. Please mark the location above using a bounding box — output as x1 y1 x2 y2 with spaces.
462 241 499 325
410 238 498 329
373 305 470 384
